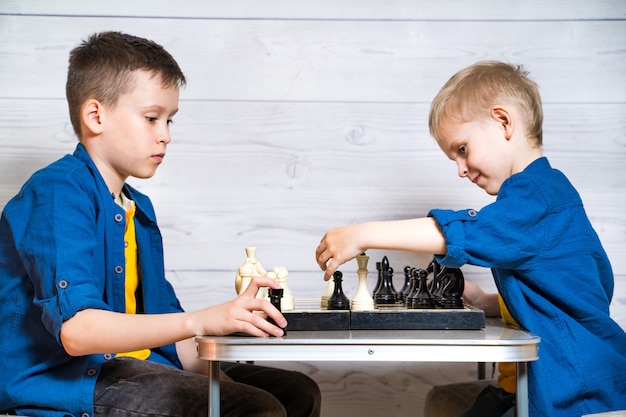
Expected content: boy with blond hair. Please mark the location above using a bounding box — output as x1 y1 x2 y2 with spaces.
0 31 320 417
316 61 626 416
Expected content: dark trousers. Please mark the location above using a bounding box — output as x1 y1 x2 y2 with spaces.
93 357 321 417
458 384 516 417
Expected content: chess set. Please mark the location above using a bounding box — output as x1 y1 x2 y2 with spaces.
236 248 485 331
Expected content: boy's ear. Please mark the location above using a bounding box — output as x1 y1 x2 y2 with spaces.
491 106 513 140
81 99 104 136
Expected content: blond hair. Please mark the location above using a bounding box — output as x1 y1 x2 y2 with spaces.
429 61 543 146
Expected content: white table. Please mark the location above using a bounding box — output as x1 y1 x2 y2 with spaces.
196 318 540 417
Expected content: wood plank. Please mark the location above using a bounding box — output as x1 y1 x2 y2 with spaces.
1 0 624 20
1 99 623 274
1 16 625 102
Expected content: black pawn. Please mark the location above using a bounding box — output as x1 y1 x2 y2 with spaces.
327 271 350 310
405 267 424 309
413 269 436 309
398 265 413 303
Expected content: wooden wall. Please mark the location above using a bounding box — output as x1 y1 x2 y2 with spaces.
1 2 625 416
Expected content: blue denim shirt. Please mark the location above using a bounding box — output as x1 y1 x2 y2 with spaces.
429 157 626 416
0 144 184 417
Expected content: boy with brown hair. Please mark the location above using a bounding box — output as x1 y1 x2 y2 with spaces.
315 61 626 416
0 31 320 417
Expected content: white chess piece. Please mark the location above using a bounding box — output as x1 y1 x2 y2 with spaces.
320 278 334 309
235 246 268 294
237 263 254 296
351 253 375 311
274 266 294 311
247 247 267 276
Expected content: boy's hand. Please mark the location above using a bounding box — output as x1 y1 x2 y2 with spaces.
315 224 365 281
462 281 501 317
197 277 287 337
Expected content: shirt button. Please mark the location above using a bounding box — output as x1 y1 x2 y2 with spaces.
114 265 123 274
124 241 129 248
58 280 68 289
104 353 112 360
87 368 97 376
114 213 124 222
82 413 90 417
467 209 477 217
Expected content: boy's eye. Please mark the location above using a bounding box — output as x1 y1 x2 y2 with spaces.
146 117 157 123
167 119 174 125
458 145 466 154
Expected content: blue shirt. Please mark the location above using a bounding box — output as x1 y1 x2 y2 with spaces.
0 144 184 417
429 157 626 416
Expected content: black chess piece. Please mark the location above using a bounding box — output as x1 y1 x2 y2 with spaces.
372 261 382 297
267 287 287 334
327 271 350 310
374 256 399 306
412 268 436 309
404 267 422 309
398 265 413 303
438 267 465 309
428 258 445 306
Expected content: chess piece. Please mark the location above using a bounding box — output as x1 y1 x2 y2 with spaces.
374 256 399 306
398 265 413 303
327 271 350 310
237 263 254 295
411 268 436 309
321 276 335 309
351 253 375 311
427 258 446 306
267 287 287 335
274 266 294 311
405 267 423 309
235 246 268 294
439 267 465 309
372 261 382 297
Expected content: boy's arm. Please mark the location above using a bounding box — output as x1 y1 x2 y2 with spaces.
462 281 501 317
315 217 446 281
60 277 285 357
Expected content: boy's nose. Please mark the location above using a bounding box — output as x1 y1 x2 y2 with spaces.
457 162 468 178
159 128 171 144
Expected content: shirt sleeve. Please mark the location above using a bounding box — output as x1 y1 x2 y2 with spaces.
9 168 112 344
428 176 549 270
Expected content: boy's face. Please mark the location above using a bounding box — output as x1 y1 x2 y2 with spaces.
92 70 179 187
436 114 516 196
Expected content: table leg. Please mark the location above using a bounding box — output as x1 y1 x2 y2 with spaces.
516 361 529 417
208 360 220 417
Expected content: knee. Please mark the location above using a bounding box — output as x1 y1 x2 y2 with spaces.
289 371 322 417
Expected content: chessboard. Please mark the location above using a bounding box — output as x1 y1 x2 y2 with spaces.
283 300 485 331
235 247 486 332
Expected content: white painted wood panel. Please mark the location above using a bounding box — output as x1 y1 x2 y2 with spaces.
0 0 624 20
1 2 624 416
1 17 625 103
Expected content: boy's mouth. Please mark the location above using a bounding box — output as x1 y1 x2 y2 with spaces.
471 174 480 184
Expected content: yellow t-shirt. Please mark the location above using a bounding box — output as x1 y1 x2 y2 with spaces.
116 197 151 360
497 294 518 393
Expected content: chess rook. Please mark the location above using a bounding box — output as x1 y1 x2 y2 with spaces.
267 287 287 334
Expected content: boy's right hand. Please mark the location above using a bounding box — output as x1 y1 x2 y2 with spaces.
196 276 287 337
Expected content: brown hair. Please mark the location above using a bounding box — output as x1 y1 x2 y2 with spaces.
66 31 186 137
429 61 543 146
